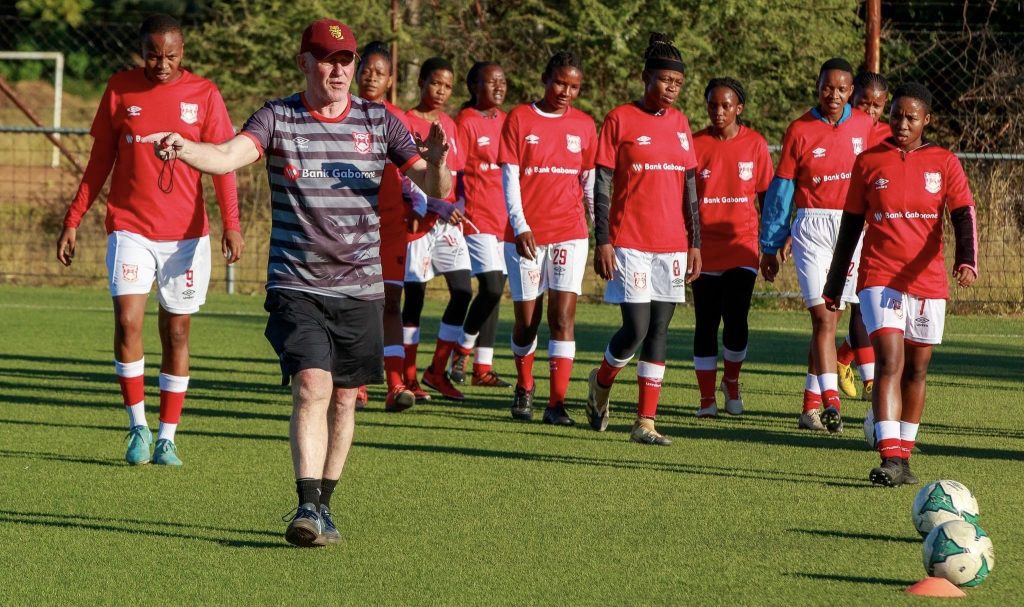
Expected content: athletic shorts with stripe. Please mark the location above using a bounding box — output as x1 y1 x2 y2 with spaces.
604 247 687 304
504 238 588 302
106 230 211 314
858 286 946 345
404 221 471 282
792 208 847 309
465 233 507 275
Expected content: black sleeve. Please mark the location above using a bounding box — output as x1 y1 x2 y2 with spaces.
683 168 701 249
822 212 866 302
594 165 613 246
949 206 978 271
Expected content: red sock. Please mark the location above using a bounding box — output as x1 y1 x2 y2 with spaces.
430 339 456 374
117 375 145 407
636 361 664 418
473 363 492 376
803 391 822 413
159 390 185 424
854 346 875 366
385 355 404 390
403 343 419 384
548 357 574 407
822 389 841 411
514 352 535 391
596 358 624 387
723 359 743 383
877 437 902 459
837 340 854 365
695 369 717 400
900 439 915 460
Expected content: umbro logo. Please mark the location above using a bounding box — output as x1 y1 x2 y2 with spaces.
874 178 889 190
700 169 711 180
293 136 310 149
477 136 491 147
525 134 540 144
636 135 652 146
812 147 826 158
127 105 142 117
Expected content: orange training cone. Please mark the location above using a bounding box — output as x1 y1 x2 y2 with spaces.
905 577 967 597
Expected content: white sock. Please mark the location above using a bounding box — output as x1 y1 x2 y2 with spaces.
805 373 821 395
875 420 901 442
859 362 876 383
115 358 147 428
157 422 177 442
818 372 839 393
510 337 537 357
383 345 405 359
475 347 494 366
459 331 479 351
126 403 147 428
900 421 920 443
605 347 633 369
549 340 576 360
693 356 717 372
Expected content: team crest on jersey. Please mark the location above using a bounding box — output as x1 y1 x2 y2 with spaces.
127 105 142 117
636 135 652 146
924 172 942 194
477 136 491 147
738 161 754 182
122 264 139 282
852 137 864 155
874 178 889 190
633 272 648 289
180 102 198 125
676 132 690 151
353 132 373 154
527 269 541 286
525 134 540 145
812 147 826 158
566 134 582 153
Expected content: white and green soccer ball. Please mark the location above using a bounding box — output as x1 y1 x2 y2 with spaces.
922 519 994 587
912 480 981 537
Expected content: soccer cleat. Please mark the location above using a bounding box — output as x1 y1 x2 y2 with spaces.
720 379 743 415
449 351 468 384
422 368 464 401
861 380 874 402
354 385 369 410
837 360 857 397
869 457 905 487
821 405 844 434
901 459 920 485
797 408 826 432
384 384 415 413
314 505 342 546
695 403 718 418
585 368 611 432
124 425 153 465
542 403 575 426
511 385 534 421
406 379 431 402
472 370 512 388
152 439 183 466
284 503 322 547
630 418 672 446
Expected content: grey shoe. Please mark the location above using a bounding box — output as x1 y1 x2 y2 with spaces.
284 503 322 547
315 505 342 546
798 408 827 432
630 418 672 446
585 369 611 431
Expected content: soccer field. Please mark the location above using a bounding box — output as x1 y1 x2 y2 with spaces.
0 285 1020 606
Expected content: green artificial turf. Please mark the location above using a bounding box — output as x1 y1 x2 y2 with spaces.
0 286 1020 606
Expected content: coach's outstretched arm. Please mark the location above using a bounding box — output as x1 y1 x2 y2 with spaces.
145 132 261 175
405 122 453 200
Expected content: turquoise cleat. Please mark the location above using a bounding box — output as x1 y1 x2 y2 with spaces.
125 425 153 465
152 439 183 466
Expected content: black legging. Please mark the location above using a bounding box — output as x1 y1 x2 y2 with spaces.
607 301 677 362
402 270 473 328
691 268 756 358
461 271 505 348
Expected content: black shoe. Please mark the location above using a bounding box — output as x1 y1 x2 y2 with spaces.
542 403 575 426
901 459 920 485
511 385 534 421
869 457 905 487
314 505 342 546
821 405 844 434
449 351 468 384
472 370 512 388
284 503 322 547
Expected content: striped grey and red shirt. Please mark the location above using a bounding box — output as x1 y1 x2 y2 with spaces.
242 92 420 299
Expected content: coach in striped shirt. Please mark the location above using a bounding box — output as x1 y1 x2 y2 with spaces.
146 19 452 547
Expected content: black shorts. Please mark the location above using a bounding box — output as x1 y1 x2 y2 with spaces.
264 288 384 388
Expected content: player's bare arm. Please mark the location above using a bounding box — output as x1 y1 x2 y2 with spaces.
760 252 780 282
406 122 452 199
594 243 616 280
222 230 245 264
143 132 261 175
686 248 702 283
56 226 77 266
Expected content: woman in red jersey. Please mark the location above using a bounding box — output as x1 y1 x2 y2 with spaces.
690 78 773 418
354 40 417 412
824 83 977 486
448 61 513 389
401 57 473 402
499 50 597 425
56 14 243 466
585 34 701 445
759 57 874 435
835 72 891 402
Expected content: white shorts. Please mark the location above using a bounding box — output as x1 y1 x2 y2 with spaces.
505 238 588 302
604 247 687 304
465 233 507 276
106 230 211 314
841 233 865 304
792 208 846 309
405 221 471 282
859 286 946 345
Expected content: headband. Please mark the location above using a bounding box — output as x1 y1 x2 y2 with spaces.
644 57 686 75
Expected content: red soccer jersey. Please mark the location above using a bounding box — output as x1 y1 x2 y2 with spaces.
694 125 774 271
404 109 462 238
845 141 975 299
64 68 239 240
775 108 875 210
869 120 891 148
498 104 597 245
595 103 697 252
456 107 507 236
379 100 413 250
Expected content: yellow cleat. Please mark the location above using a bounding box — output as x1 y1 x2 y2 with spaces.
861 380 874 402
630 418 672 446
837 360 858 397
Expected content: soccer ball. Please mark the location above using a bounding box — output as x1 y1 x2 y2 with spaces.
912 480 981 537
922 519 994 587
863 409 875 447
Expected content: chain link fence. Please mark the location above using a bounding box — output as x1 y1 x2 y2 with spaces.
1 12 1022 311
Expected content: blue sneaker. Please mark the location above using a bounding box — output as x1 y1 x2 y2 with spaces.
284 503 322 547
152 439 183 466
124 425 152 465
315 505 342 546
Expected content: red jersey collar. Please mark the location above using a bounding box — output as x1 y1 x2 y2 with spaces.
300 92 353 123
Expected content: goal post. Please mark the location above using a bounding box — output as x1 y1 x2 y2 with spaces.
0 51 65 167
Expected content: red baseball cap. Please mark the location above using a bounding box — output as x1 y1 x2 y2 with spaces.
299 19 358 61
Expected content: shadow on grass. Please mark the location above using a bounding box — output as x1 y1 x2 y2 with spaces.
786 572 914 588
789 528 920 544
0 509 287 549
0 448 121 467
